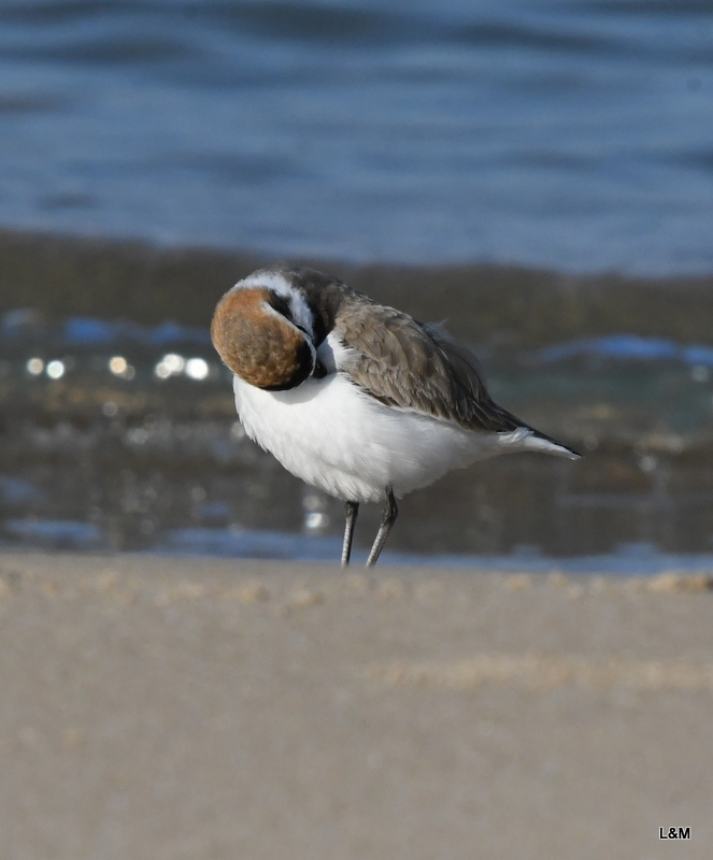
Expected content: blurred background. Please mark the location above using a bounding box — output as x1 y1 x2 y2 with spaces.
1 0 712 570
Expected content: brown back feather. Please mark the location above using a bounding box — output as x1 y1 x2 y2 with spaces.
334 295 522 432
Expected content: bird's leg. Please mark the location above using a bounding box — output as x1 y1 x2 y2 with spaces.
341 501 359 568
365 488 398 569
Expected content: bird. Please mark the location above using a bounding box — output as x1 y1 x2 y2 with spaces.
210 266 580 568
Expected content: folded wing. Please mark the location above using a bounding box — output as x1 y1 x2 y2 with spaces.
334 297 521 433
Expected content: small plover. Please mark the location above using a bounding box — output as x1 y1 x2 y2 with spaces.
211 267 579 567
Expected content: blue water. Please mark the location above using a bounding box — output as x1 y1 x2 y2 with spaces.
1 0 712 273
536 335 713 366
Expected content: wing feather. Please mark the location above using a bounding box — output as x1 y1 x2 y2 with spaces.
273 267 578 456
334 296 521 433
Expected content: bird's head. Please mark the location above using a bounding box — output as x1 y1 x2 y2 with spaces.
210 270 318 390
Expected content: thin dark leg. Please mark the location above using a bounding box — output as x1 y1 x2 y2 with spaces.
365 488 398 569
341 501 359 568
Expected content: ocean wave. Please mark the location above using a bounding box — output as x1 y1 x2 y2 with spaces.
536 335 713 367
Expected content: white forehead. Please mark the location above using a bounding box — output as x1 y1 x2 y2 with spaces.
232 269 313 334
236 269 293 296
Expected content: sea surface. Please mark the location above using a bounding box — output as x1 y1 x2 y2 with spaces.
1 0 712 272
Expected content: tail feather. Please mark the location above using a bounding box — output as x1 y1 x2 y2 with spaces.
521 427 581 460
494 405 582 460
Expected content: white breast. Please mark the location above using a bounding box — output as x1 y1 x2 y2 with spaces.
233 369 530 504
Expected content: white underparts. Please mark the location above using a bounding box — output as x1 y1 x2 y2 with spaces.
233 355 573 503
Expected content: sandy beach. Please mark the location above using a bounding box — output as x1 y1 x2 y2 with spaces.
0 552 711 859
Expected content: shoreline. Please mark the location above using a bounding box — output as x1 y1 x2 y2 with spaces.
2 551 712 858
3 226 713 567
3 227 713 348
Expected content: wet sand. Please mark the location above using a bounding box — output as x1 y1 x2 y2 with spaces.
0 552 711 859
4 227 713 347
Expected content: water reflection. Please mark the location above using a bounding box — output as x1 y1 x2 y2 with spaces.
185 357 209 381
155 353 185 379
1 411 712 565
154 353 211 380
46 359 65 379
108 355 136 380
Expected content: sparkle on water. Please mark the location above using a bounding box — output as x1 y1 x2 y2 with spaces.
185 358 210 381
46 360 65 380
26 357 44 376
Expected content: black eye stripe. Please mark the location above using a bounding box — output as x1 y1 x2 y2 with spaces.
267 291 293 320
266 290 315 340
